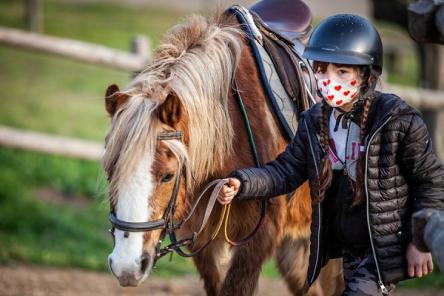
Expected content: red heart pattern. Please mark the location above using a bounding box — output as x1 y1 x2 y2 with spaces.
317 78 359 108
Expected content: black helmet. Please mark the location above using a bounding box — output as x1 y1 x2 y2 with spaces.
303 14 383 74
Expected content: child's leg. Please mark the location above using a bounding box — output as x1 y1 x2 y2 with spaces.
342 249 395 296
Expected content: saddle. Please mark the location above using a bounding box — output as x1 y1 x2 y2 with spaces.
250 0 312 42
228 4 317 140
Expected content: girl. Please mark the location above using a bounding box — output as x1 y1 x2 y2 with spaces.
217 14 444 295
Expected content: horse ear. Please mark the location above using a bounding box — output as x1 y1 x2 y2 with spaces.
158 92 183 128
105 84 130 116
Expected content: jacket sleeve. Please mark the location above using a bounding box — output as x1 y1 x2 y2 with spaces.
399 114 444 212
230 118 309 200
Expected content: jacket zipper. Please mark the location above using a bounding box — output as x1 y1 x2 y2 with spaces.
364 115 393 295
304 120 321 284
344 117 351 174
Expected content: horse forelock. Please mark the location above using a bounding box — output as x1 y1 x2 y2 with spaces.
103 14 243 203
103 96 159 204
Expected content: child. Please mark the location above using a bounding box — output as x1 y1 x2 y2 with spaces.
217 14 444 296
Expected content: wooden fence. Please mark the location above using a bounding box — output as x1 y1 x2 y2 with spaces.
1 27 444 161
0 26 151 161
0 26 150 72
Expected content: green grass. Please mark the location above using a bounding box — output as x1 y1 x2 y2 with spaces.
0 147 197 276
0 147 109 270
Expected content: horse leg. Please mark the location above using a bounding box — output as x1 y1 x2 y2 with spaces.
218 221 278 296
310 258 344 296
192 239 233 296
275 236 311 296
217 246 263 296
276 236 344 296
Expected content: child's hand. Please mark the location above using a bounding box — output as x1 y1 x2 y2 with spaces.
217 178 241 205
406 242 433 278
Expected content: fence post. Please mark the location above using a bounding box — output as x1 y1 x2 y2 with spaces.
420 44 444 161
26 0 42 33
131 35 150 76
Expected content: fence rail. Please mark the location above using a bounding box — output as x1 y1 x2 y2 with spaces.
0 26 150 72
386 84 444 109
1 27 444 160
0 126 103 161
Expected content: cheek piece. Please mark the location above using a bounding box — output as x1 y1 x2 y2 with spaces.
317 78 360 108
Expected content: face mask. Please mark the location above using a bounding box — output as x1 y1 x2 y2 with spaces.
317 78 360 108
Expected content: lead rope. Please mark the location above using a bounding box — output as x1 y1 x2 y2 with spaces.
217 78 266 246
159 179 228 259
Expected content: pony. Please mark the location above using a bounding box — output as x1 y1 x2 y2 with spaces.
103 13 342 296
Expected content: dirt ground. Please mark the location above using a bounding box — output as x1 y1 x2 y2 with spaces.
0 265 442 296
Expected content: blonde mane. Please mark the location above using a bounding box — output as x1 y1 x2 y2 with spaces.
103 14 243 197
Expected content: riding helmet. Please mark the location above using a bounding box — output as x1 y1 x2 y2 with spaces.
303 14 383 74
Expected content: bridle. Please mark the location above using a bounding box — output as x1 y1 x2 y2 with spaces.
109 131 184 232
108 130 228 262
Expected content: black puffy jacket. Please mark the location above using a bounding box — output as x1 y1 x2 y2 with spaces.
231 93 444 288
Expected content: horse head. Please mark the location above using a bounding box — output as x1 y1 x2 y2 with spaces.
103 83 191 286
102 15 242 287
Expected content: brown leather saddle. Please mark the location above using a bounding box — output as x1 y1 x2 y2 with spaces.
250 0 316 116
227 3 317 139
250 0 312 43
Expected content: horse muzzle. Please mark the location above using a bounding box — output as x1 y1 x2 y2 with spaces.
108 252 152 286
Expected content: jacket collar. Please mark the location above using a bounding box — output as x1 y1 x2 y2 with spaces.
301 92 420 137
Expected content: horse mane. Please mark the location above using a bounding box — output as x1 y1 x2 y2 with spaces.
103 14 243 198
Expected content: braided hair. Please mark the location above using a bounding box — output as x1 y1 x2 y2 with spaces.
317 100 333 203
315 62 378 206
352 96 372 206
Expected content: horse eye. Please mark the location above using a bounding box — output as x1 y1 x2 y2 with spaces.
161 173 174 183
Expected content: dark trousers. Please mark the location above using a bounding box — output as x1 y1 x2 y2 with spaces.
342 248 395 296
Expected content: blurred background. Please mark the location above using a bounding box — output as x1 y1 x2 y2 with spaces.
0 0 443 295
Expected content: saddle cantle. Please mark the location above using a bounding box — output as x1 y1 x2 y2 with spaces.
250 0 312 43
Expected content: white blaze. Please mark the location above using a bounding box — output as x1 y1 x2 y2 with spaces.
109 155 154 278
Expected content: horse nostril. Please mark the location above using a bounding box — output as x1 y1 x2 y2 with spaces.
140 253 151 273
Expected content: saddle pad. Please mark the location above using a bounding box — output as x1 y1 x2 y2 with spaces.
255 39 299 135
230 5 300 139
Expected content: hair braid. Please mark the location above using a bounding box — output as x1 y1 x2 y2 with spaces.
352 96 372 207
317 100 333 203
